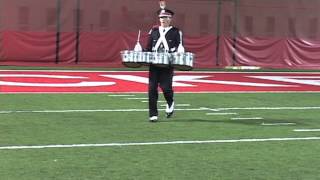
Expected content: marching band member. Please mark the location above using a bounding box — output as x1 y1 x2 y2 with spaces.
145 7 183 122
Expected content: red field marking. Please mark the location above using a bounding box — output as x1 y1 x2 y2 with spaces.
1 70 320 93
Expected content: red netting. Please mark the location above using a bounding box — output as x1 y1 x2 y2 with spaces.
0 0 320 69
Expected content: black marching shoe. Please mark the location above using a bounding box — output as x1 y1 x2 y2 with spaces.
165 102 175 118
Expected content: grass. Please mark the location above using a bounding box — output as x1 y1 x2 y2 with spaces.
0 93 320 179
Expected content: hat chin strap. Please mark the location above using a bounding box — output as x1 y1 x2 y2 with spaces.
153 26 172 52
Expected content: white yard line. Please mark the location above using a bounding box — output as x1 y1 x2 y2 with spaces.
178 106 320 112
1 137 319 150
176 104 191 107
231 117 263 120
160 104 190 107
209 107 320 111
261 123 296 126
206 112 238 115
126 98 148 100
294 129 320 132
141 100 166 103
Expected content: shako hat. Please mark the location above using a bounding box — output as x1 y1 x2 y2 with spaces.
157 8 174 18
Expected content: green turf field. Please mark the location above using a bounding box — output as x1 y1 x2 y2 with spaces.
1 93 320 179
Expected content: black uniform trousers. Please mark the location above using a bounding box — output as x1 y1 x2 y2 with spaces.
148 65 174 117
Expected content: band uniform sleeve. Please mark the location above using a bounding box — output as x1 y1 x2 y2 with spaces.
171 28 182 53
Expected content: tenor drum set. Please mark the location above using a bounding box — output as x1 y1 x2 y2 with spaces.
120 50 194 71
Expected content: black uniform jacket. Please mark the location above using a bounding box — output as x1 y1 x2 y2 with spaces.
145 26 181 53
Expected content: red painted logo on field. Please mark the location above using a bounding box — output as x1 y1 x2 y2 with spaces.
1 70 320 93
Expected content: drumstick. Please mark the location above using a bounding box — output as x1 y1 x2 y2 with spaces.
137 30 141 42
134 30 142 51
179 31 183 44
177 31 185 53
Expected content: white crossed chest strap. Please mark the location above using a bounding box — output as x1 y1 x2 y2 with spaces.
153 26 173 52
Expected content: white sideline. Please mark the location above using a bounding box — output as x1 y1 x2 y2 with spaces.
1 106 320 114
0 108 203 114
1 137 319 150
